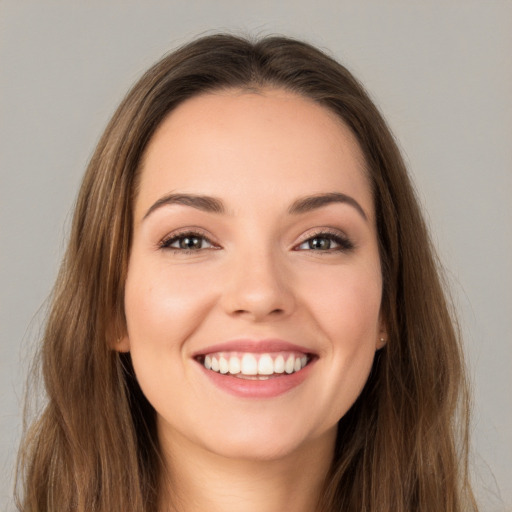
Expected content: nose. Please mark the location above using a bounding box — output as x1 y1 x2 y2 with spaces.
220 247 296 322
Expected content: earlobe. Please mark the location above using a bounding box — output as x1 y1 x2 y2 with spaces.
377 316 388 350
376 336 387 350
107 318 130 352
114 335 131 353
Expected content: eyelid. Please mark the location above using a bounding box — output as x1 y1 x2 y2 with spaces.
295 227 346 243
157 226 354 252
158 228 220 250
293 227 355 251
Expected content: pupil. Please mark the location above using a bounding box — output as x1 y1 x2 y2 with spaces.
180 236 202 249
310 237 330 250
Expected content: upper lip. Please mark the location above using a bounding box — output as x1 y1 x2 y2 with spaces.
192 339 316 357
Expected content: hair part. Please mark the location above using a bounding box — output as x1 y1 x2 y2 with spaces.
16 33 477 512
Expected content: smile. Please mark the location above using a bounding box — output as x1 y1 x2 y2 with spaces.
193 340 316 398
199 352 310 379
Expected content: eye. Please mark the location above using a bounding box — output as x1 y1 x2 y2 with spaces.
160 231 217 251
296 232 354 252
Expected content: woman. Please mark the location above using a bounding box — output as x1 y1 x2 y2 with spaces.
16 34 478 511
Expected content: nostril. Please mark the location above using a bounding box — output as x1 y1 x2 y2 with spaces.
232 308 284 316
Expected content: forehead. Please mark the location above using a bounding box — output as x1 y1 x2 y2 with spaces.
136 88 373 220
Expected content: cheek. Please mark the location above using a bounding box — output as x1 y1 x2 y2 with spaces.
124 257 217 345
122 260 218 418
317 277 381 370
303 262 383 343
298 263 382 425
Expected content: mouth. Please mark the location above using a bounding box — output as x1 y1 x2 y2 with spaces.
192 340 317 398
195 351 313 380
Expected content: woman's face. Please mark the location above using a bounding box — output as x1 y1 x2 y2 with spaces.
120 89 386 462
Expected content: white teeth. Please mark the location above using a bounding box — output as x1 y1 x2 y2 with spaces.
219 356 229 374
201 352 309 376
274 355 285 373
228 355 240 374
241 354 258 375
258 354 274 375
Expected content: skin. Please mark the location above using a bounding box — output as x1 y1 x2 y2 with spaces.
118 89 386 512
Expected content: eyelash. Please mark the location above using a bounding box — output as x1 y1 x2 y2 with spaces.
159 229 354 254
159 230 218 254
295 230 355 253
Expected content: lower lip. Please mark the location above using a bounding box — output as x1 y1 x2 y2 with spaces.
197 359 315 398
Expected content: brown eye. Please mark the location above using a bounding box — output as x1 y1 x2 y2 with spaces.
297 233 354 252
307 237 333 250
177 235 205 250
161 232 215 251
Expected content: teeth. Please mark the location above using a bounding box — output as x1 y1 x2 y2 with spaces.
219 356 229 374
274 355 285 373
258 354 274 375
228 355 240 374
201 352 309 377
241 354 258 375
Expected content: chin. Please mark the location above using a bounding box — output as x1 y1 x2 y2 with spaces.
197 417 336 464
208 437 311 463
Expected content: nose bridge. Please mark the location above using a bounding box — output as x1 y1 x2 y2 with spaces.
222 241 294 320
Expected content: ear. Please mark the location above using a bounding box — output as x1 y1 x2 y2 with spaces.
114 334 131 353
107 321 131 353
376 315 388 350
376 335 387 350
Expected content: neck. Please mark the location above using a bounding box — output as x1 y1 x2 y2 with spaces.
158 427 336 512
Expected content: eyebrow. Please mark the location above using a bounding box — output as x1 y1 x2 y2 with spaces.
143 191 367 221
143 193 225 220
288 192 368 221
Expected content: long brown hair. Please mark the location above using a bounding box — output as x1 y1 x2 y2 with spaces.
16 33 477 511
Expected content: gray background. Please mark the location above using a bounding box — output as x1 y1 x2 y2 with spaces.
1 2 511 510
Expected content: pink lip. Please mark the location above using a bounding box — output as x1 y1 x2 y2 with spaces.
196 358 316 398
192 338 317 399
192 338 315 357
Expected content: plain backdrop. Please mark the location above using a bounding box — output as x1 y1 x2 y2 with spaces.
1 2 511 510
